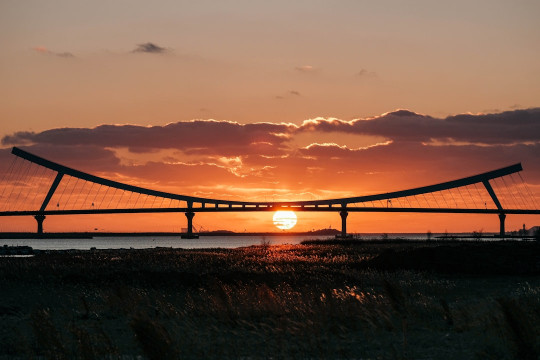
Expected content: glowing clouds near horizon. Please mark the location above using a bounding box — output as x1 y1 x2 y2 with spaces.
273 211 297 230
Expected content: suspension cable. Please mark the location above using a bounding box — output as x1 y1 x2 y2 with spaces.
12 160 33 211
82 182 95 209
509 173 532 209
518 172 539 210
0 156 18 211
4 157 24 210
464 185 478 208
63 177 80 210
56 175 71 209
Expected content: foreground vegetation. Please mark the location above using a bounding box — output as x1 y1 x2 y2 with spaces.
0 240 539 359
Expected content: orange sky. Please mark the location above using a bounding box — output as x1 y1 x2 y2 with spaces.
1 1 539 233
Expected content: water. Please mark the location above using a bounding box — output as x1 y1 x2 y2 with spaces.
0 235 319 250
0 233 482 251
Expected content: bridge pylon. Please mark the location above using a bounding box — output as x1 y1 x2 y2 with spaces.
499 213 506 238
182 211 198 239
339 207 349 239
34 214 46 235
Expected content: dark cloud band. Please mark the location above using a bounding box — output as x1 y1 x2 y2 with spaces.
298 108 540 144
2 120 296 156
2 109 539 156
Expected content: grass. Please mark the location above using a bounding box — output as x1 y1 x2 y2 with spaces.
0 240 538 359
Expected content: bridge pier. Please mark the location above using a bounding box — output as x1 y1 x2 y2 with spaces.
34 214 46 234
339 209 349 239
499 213 506 238
181 211 198 239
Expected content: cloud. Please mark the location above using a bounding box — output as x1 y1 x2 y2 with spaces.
6 144 121 174
2 120 296 157
5 144 250 193
32 46 75 58
119 159 246 185
132 42 169 54
299 141 392 157
295 65 316 72
56 52 75 58
299 140 540 184
298 108 540 145
275 90 301 99
357 68 377 78
5 109 539 154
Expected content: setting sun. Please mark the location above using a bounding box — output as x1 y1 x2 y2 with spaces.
273 211 297 230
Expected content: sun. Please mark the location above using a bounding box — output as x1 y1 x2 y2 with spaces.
273 211 297 230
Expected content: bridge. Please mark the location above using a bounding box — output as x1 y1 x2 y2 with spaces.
1 147 539 238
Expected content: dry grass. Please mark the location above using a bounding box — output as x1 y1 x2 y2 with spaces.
30 308 68 359
497 297 538 360
0 240 538 359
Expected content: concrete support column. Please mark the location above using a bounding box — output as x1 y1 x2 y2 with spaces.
34 214 46 234
499 213 506 238
340 210 348 239
185 211 195 237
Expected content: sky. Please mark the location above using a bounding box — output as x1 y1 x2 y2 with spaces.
1 0 539 233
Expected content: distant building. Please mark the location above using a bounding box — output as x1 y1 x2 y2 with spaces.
514 225 539 236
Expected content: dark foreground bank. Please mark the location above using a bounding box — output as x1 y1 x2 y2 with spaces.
1 240 539 359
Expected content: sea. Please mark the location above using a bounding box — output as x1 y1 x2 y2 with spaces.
0 233 497 251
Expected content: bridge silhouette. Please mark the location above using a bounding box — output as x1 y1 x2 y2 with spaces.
1 147 539 238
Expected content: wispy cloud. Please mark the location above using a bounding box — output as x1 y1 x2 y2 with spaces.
295 65 316 72
132 42 169 54
32 46 75 58
357 68 377 79
275 90 301 99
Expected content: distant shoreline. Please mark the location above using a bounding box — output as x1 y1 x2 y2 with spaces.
0 230 342 239
0 230 535 240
